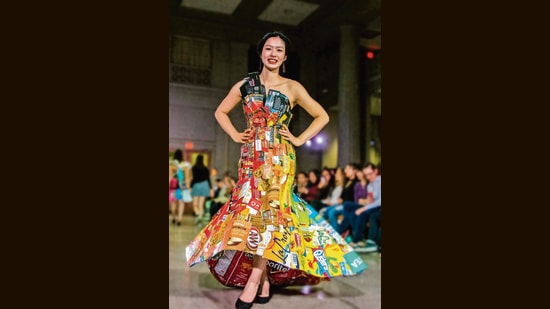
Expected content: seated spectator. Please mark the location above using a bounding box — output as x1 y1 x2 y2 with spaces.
348 163 381 252
366 207 381 253
301 169 321 203
334 164 369 235
316 167 344 216
309 167 335 211
209 178 230 219
317 167 335 198
294 171 309 197
323 163 361 232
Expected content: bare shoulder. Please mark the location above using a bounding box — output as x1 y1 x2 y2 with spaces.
233 78 247 90
286 79 309 95
226 78 247 96
285 78 302 89
285 79 312 105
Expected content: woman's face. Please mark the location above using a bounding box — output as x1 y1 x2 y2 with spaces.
297 173 308 185
356 170 365 181
308 172 318 183
335 168 343 181
261 36 287 71
322 170 331 181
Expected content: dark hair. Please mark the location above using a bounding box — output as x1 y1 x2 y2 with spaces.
296 171 308 178
174 149 183 162
347 162 362 171
194 154 205 167
256 31 291 71
307 169 321 185
363 162 378 171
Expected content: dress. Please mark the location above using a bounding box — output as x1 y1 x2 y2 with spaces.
185 72 367 286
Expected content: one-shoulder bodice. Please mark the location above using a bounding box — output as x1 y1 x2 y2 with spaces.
240 72 293 129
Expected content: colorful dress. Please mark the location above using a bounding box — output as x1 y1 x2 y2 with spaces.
185 72 366 286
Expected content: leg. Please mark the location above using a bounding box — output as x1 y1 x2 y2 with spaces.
210 201 223 218
192 196 199 216
257 266 271 301
342 202 362 236
197 196 206 218
319 205 328 219
351 208 377 243
169 201 177 223
209 202 217 218
238 255 267 303
176 200 185 225
321 204 334 220
327 204 343 231
309 200 323 212
367 207 381 246
339 202 358 234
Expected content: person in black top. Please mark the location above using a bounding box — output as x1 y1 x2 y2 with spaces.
190 155 212 224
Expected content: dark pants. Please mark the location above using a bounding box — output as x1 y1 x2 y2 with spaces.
351 206 381 243
308 199 326 212
368 208 381 246
341 201 363 234
209 201 223 218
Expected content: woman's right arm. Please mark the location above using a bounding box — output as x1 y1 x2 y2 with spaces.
215 81 253 144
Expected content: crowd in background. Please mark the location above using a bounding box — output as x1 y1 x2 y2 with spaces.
295 162 382 253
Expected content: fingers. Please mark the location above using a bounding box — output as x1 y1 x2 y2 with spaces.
240 128 254 143
239 126 295 144
278 125 291 140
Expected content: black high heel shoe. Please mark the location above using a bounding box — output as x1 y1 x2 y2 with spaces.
254 284 272 304
254 295 271 304
235 297 254 309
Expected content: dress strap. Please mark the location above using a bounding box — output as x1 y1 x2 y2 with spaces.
240 72 265 98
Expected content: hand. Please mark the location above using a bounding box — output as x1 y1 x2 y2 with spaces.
278 125 301 146
355 207 366 216
318 178 326 188
232 128 254 144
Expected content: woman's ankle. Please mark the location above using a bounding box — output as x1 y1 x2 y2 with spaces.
259 280 270 297
239 282 260 303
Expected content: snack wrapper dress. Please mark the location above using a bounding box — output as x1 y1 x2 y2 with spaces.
185 72 367 287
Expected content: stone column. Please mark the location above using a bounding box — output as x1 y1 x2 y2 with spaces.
338 24 361 166
365 93 372 165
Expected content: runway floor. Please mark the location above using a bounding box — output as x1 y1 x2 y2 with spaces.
169 215 381 309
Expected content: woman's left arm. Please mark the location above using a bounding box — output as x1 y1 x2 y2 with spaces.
278 81 329 147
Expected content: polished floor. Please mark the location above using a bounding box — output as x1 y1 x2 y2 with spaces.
169 214 381 309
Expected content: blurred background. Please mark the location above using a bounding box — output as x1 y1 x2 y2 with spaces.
169 0 381 173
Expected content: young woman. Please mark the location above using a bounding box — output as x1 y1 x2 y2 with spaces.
169 149 191 226
301 169 321 203
185 32 365 308
190 154 212 224
294 171 309 197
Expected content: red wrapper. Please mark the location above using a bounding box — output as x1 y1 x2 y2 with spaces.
207 250 328 288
